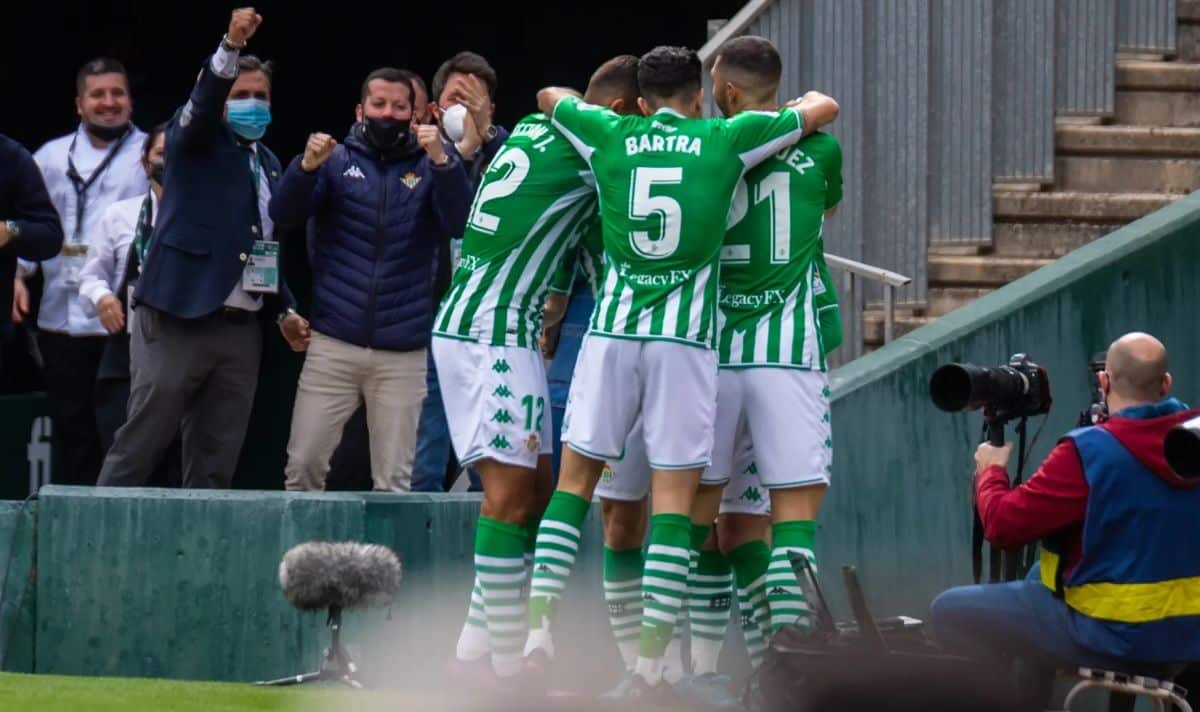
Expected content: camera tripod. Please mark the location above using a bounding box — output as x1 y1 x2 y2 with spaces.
973 415 1036 583
255 606 363 688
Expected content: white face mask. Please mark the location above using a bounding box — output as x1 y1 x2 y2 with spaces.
441 103 468 142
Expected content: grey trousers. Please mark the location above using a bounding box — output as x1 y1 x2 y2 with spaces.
97 305 261 489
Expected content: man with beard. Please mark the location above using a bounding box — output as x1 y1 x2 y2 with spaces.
15 57 148 484
271 66 471 492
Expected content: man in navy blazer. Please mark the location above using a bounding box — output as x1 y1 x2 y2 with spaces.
99 8 307 488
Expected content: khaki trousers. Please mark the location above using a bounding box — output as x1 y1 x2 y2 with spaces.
285 331 426 492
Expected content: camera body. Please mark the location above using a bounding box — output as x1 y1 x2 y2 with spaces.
929 353 1053 428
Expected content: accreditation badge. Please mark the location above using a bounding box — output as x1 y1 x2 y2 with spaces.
59 243 90 288
242 240 280 294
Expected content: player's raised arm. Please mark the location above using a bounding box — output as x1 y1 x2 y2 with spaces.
536 87 581 116
787 91 839 136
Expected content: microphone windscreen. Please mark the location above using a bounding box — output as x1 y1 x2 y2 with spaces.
279 541 402 611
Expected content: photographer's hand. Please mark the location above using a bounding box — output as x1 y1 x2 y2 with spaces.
975 442 1014 476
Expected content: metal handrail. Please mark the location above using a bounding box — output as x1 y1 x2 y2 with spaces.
698 0 778 61
824 253 913 358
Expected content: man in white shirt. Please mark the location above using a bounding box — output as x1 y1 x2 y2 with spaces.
78 124 166 453
14 57 148 485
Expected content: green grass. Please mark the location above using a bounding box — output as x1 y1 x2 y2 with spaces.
0 673 397 712
0 672 692 711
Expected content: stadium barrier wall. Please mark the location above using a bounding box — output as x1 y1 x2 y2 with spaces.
2 190 1199 683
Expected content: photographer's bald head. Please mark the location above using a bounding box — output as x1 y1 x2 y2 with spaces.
1102 332 1172 412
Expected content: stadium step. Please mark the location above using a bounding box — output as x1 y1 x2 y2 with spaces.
925 286 994 317
1115 59 1200 126
1054 124 1200 192
861 311 929 346
991 221 1114 259
992 189 1179 222
927 254 1052 287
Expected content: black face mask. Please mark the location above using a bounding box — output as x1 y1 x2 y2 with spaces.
363 117 411 151
86 121 130 143
149 160 165 185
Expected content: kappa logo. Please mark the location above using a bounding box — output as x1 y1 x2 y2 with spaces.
400 171 422 189
536 563 552 573
739 487 763 503
642 592 658 603
489 434 512 450
768 586 789 596
743 462 758 475
492 385 514 398
343 164 366 180
491 409 515 424
492 359 512 374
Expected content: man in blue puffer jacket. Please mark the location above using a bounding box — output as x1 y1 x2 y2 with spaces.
270 67 471 492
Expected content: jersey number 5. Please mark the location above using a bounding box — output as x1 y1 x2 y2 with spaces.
469 146 530 234
628 166 682 259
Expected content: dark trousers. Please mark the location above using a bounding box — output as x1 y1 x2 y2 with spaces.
36 331 105 485
98 306 261 489
95 375 183 488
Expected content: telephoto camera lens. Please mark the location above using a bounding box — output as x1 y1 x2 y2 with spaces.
928 363 1028 413
1165 415 1200 479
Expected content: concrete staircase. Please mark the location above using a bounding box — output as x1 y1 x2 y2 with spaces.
862 2 1200 348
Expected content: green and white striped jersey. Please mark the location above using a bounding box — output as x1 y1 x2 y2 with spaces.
434 113 598 349
548 217 604 297
551 96 807 348
717 131 843 370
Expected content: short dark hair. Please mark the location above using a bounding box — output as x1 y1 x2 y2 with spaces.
238 55 274 85
396 69 428 99
142 121 169 162
637 46 702 102
76 57 128 97
585 55 641 108
432 51 498 102
707 36 782 100
360 67 415 104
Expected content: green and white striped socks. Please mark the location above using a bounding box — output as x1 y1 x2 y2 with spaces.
689 548 734 675
767 520 817 633
456 576 490 662
634 513 692 685
526 491 590 655
727 539 772 664
603 546 644 671
474 516 528 677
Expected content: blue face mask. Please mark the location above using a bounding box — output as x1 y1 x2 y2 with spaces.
226 98 271 141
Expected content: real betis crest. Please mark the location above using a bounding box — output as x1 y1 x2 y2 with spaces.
400 172 422 189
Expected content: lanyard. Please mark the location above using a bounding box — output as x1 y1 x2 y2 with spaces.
248 148 266 238
132 192 155 266
65 128 131 242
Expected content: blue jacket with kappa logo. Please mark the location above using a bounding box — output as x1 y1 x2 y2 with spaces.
270 125 471 351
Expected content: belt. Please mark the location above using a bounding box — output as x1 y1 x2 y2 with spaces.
216 307 254 324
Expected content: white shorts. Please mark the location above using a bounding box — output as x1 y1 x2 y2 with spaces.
562 334 718 470
595 417 651 502
718 430 771 516
431 337 553 470
704 367 832 490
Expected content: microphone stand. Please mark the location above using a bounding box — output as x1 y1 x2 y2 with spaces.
256 606 363 688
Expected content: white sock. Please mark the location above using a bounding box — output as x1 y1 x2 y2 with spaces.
635 654 665 686
456 576 490 661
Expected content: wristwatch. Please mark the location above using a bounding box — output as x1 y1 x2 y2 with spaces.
482 124 499 143
276 307 297 326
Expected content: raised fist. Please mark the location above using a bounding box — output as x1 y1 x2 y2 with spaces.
227 7 263 48
301 132 336 172
417 125 448 165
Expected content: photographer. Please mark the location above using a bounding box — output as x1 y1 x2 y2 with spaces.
931 332 1200 700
